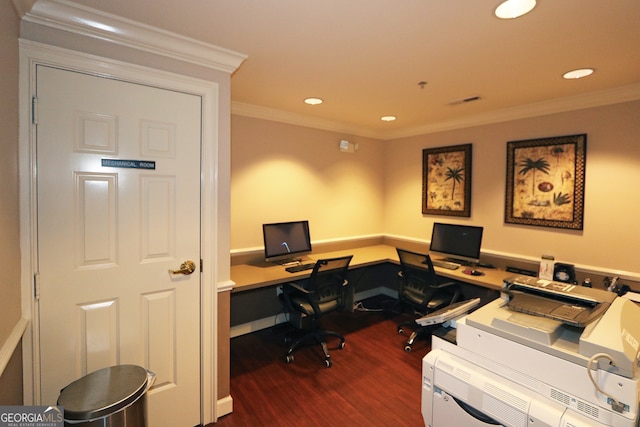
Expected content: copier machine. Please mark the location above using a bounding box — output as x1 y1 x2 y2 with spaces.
422 275 640 427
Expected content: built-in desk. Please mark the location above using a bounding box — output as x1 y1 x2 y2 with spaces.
224 241 637 418
230 244 510 293
225 243 508 417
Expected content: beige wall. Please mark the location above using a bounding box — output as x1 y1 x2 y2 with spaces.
232 100 640 279
0 1 24 404
385 101 640 275
230 115 385 249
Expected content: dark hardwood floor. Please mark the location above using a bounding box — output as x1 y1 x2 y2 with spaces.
211 298 429 427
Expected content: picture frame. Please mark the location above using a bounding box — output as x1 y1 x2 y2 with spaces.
422 143 472 217
505 134 586 230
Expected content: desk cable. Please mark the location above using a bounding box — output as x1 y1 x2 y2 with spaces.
587 352 625 413
353 301 384 312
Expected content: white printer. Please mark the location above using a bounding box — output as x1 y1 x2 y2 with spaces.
422 276 640 427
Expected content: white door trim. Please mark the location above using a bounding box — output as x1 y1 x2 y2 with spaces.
19 40 221 424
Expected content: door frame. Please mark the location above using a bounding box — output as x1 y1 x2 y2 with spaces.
19 40 220 423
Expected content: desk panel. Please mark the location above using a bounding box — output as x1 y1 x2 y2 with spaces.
230 244 508 292
435 265 508 291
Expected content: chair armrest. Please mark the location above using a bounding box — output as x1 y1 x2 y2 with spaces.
282 282 311 295
282 281 325 315
430 281 459 289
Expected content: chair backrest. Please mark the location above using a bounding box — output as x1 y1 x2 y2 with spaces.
395 248 442 303
396 248 438 284
307 255 353 306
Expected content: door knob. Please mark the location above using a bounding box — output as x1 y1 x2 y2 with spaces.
168 260 197 275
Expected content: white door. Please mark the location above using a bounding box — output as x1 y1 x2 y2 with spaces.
35 65 201 427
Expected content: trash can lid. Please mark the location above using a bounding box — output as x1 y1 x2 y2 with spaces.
57 365 148 421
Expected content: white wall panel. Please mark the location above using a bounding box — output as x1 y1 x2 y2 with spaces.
74 111 117 154
75 173 117 268
76 299 119 376
141 120 176 158
140 176 176 261
142 290 176 390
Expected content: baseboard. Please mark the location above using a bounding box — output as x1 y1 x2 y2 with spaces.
216 395 233 418
230 313 288 338
229 287 395 338
355 286 396 300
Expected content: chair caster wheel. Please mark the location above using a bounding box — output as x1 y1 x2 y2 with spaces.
285 354 294 364
398 328 404 335
324 358 332 368
404 345 412 352
339 341 346 350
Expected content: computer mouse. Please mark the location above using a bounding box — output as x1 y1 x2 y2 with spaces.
463 269 484 276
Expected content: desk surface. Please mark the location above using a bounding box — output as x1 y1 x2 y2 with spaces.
230 244 510 292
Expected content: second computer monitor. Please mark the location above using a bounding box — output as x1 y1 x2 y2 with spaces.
429 222 484 265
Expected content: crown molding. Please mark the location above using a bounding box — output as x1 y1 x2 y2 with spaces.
22 0 247 74
234 83 640 140
386 82 640 140
231 102 383 140
12 0 36 17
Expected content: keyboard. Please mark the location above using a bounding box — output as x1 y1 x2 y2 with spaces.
285 263 315 273
432 259 460 270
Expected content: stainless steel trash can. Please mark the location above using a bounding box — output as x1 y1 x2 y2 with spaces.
57 365 154 427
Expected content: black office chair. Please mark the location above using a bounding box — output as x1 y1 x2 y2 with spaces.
279 255 353 367
395 248 461 352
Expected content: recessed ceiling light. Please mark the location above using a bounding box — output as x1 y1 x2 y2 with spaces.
381 116 397 122
304 97 323 105
495 0 536 19
562 68 595 80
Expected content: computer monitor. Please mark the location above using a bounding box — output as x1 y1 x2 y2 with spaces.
262 220 312 264
429 222 484 265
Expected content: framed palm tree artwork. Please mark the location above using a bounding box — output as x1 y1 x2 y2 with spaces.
422 143 472 217
505 134 586 230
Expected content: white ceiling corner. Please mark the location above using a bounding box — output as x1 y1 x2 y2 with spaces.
22 0 247 74
20 0 640 139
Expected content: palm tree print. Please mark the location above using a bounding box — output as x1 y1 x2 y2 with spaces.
444 166 464 200
518 157 550 196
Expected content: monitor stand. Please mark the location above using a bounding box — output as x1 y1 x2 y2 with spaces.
443 257 473 267
279 259 301 267
275 257 308 267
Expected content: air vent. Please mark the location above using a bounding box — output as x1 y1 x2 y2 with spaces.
577 400 600 418
550 388 570 405
448 96 482 106
550 388 600 419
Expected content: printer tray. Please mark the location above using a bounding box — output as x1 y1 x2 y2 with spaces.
506 290 610 328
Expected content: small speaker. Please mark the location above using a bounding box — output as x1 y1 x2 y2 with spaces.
553 263 576 284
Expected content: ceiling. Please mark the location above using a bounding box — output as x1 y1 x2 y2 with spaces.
33 0 640 139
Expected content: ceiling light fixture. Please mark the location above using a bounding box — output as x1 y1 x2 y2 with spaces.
562 68 595 80
381 116 397 122
495 0 536 19
304 97 323 105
